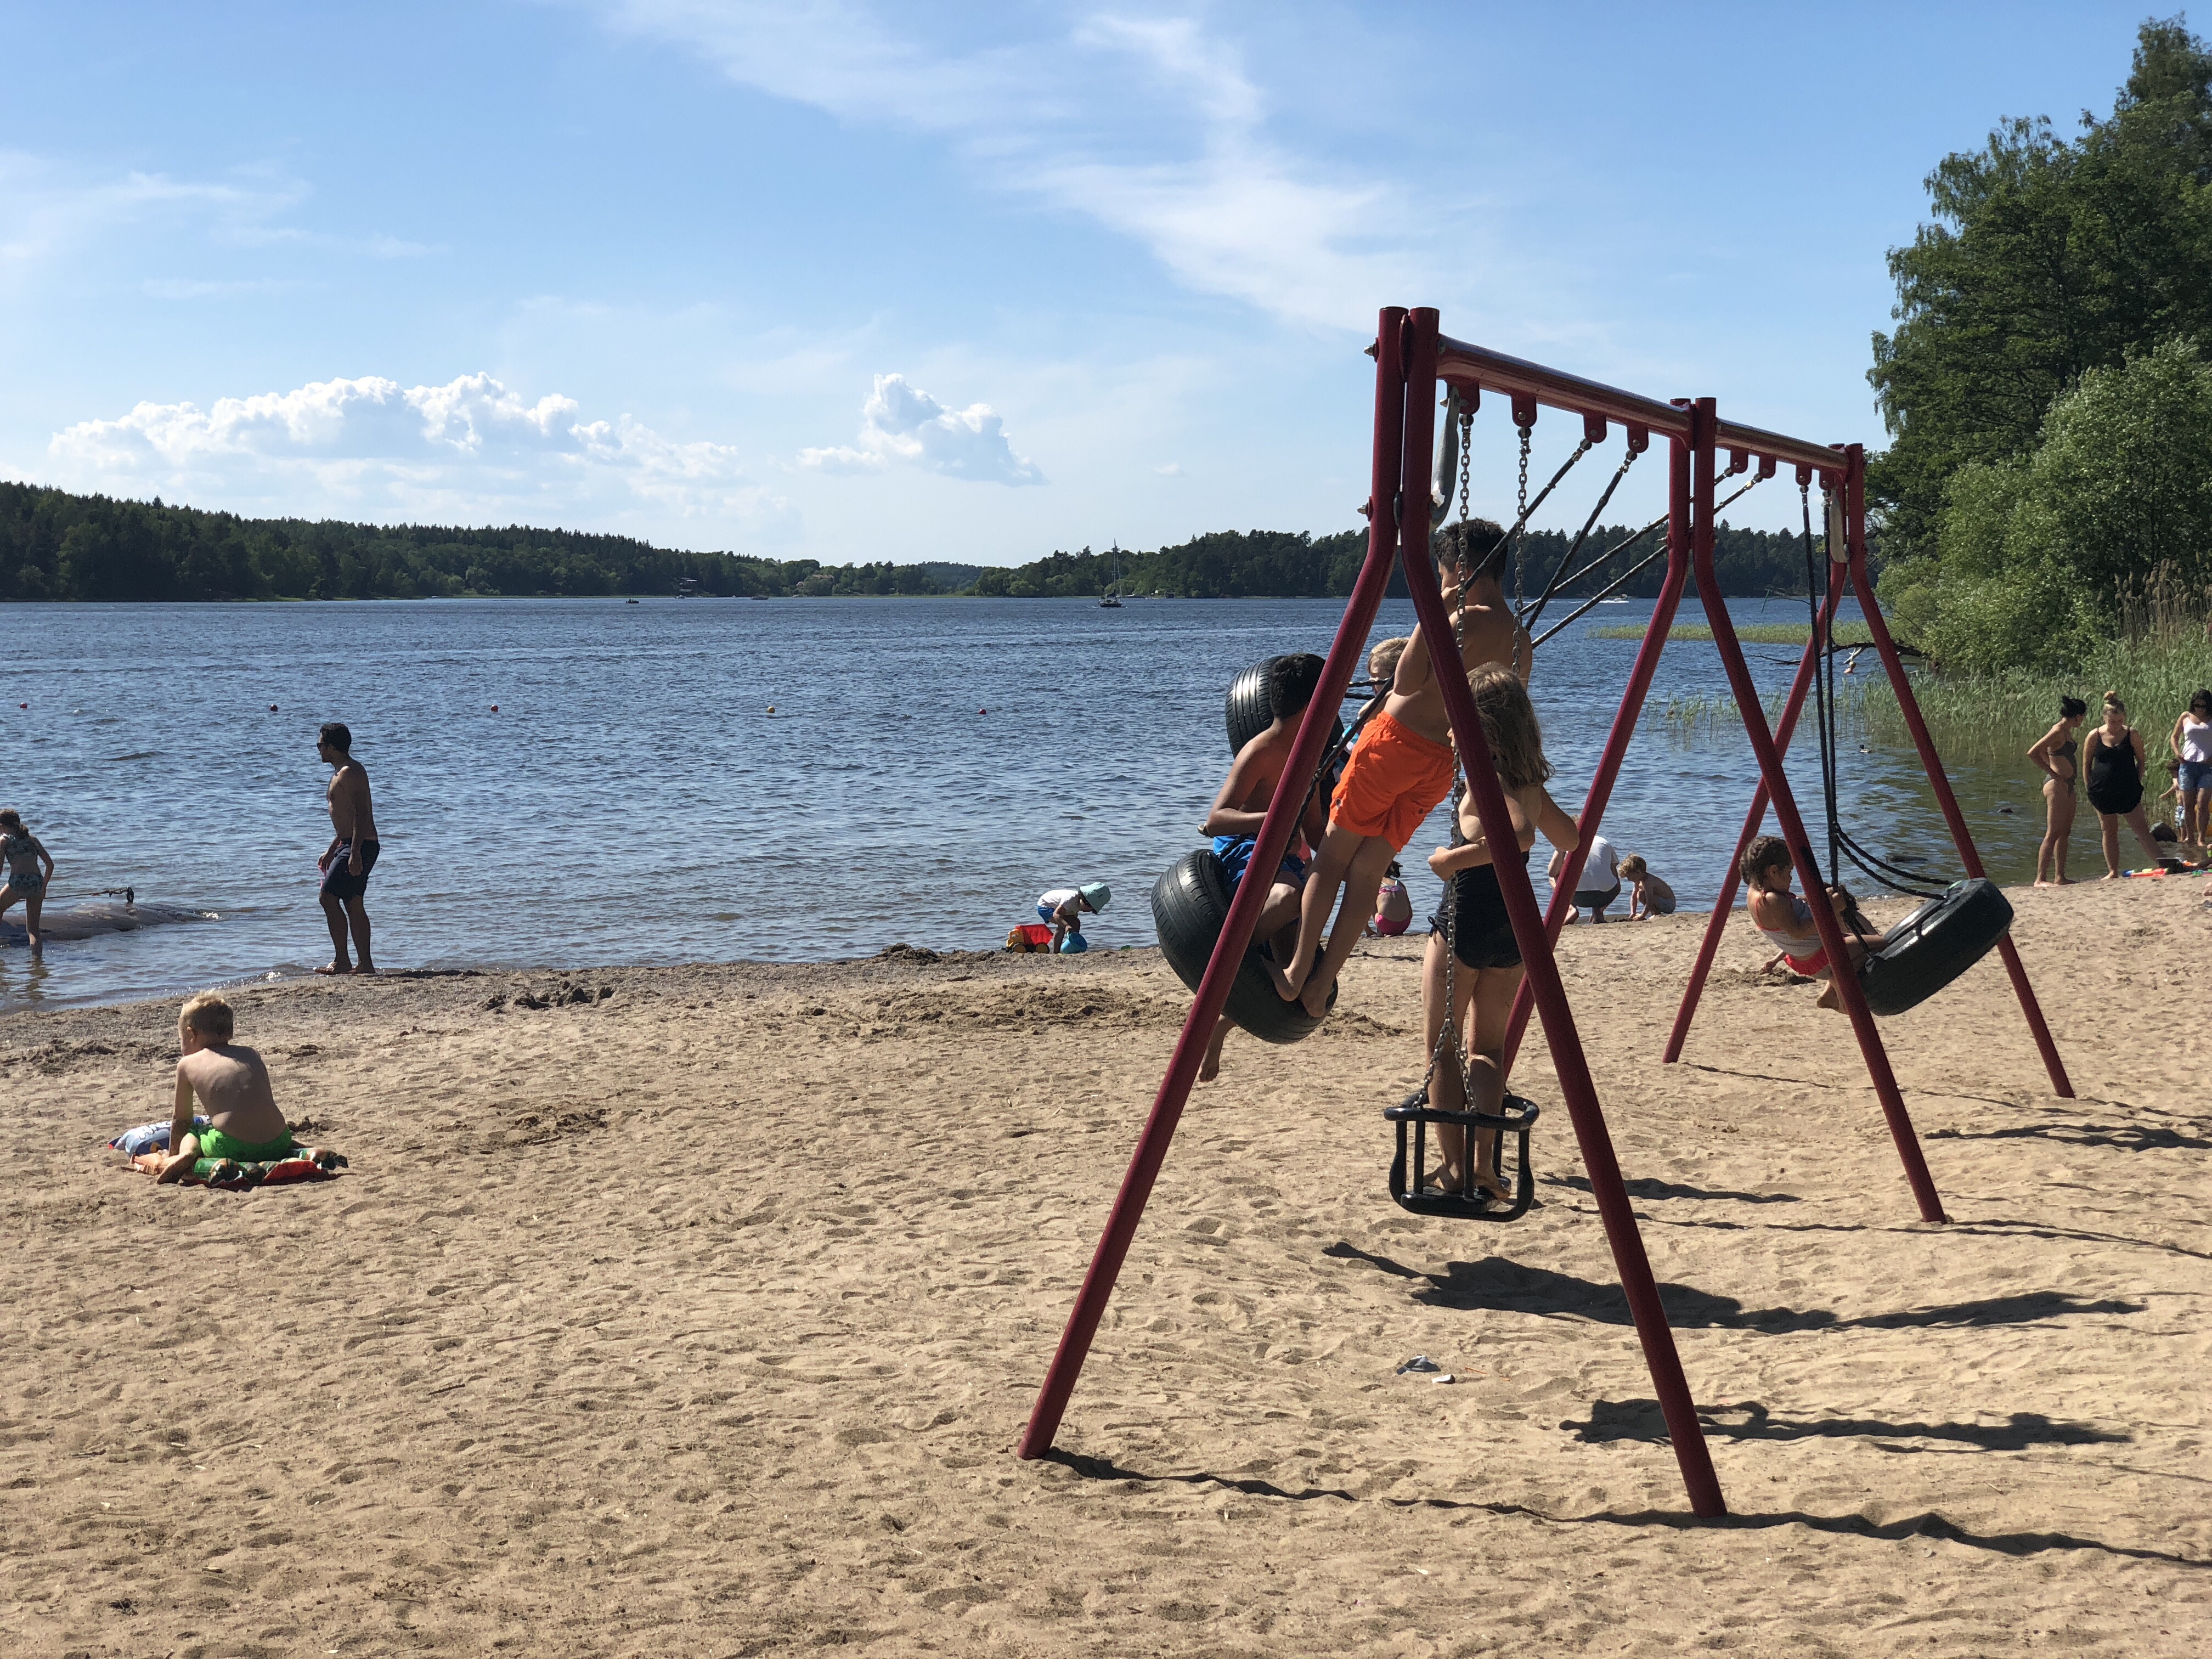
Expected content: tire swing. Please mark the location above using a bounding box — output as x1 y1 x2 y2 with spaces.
1385 387 1542 1222
1154 659 1348 1043
1152 849 1335 1042
1797 478 2013 1017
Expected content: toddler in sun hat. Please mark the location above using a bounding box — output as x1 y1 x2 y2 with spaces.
1036 882 1110 954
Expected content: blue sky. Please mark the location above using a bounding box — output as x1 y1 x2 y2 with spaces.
0 1 2171 563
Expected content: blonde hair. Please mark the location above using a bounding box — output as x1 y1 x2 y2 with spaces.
2103 690 2127 716
1618 854 1647 879
179 992 235 1042
1367 636 1408 689
1465 663 1551 789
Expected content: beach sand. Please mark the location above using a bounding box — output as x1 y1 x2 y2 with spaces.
3 877 2208 1656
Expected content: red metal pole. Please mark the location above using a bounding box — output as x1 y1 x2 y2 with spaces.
1841 448 2074 1098
1407 332 1726 1520
1689 406 1946 1224
1496 422 1693 1073
1017 308 1418 1461
1662 527 1849 1066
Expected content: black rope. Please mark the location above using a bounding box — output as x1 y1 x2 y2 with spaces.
1520 472 1769 640
1521 444 1639 633
1800 487 1950 901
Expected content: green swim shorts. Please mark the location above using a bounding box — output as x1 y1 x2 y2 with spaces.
191 1125 295 1175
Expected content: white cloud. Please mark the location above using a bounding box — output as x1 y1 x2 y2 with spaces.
585 3 1419 328
47 372 792 536
799 373 1041 486
1153 461 1182 476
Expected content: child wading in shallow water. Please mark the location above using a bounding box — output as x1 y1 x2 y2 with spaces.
1419 664 1577 1199
154 993 294 1182
0 808 54 955
1742 836 1884 1013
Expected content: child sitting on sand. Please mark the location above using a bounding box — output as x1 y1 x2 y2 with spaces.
1368 861 1413 936
1279 520 1530 1018
1742 836 1884 1014
154 993 294 1182
1618 854 1676 918
1198 653 1332 1080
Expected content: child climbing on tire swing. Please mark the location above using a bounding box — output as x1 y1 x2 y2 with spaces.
1278 517 1531 1019
1420 663 1578 1198
1197 652 1333 1081
1742 835 1885 1013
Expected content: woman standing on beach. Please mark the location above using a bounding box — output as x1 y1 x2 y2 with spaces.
2167 690 2212 851
2083 692 2164 878
2028 696 2087 885
0 808 54 955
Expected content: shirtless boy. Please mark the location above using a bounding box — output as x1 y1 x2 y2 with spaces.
317 722 379 975
155 993 293 1182
1197 652 1332 1080
1279 517 1531 1018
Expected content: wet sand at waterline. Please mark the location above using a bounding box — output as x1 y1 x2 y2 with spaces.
4 878 2207 1656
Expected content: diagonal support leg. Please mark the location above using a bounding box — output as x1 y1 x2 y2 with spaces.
1689 415 1945 1223
1406 377 1724 1517
1017 307 1417 1460
1664 557 1849 1065
1842 451 2073 1099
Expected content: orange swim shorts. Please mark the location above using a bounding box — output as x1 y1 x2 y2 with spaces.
1329 709 1457 852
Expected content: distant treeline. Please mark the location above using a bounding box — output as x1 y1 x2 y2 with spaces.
982 522 1868 601
0 481 1849 603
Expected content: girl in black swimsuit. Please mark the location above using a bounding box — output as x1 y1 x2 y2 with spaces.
1418 665 1581 1198
2028 695 2086 885
2085 690 2163 877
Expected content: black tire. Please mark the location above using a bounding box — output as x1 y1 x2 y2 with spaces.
1225 657 1345 756
1151 849 1333 1043
1858 878 2013 1017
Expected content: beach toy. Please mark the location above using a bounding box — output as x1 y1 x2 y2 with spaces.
1152 849 1331 1043
1855 878 2014 1017
1060 931 1089 953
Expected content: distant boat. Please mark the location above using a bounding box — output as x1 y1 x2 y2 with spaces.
1099 540 1126 606
675 577 703 599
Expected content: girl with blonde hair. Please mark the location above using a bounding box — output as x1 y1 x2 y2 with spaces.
1417 664 1578 1200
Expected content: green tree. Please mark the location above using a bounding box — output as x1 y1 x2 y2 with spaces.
1869 16 2212 554
1879 337 2212 671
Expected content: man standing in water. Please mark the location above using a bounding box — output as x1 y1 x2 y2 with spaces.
315 722 379 975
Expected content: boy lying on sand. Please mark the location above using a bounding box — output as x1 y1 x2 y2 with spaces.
153 993 294 1182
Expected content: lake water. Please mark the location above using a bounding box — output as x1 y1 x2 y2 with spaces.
0 595 2058 1013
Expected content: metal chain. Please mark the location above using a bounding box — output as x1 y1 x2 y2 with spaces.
1513 422 1531 612
1457 410 1472 524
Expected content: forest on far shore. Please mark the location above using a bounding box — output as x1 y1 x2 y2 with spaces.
0 480 1844 606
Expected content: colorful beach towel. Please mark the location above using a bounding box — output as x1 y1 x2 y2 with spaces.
109 1119 346 1188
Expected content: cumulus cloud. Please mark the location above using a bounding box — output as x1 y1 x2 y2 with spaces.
588 3 1419 328
47 372 791 534
799 373 1042 486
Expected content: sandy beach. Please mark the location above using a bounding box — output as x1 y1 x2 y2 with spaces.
4 875 2208 1656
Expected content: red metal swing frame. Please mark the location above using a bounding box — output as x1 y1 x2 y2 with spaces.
1014 307 2069 1521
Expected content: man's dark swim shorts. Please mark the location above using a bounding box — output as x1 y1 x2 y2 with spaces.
320 840 380 900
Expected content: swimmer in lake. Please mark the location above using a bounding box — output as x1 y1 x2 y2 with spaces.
316 723 379 975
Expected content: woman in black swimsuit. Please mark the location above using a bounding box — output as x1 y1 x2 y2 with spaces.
2027 695 2087 885
1419 665 1581 1199
2084 690 2163 877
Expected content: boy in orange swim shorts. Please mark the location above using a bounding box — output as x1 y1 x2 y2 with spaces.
1280 517 1533 1017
